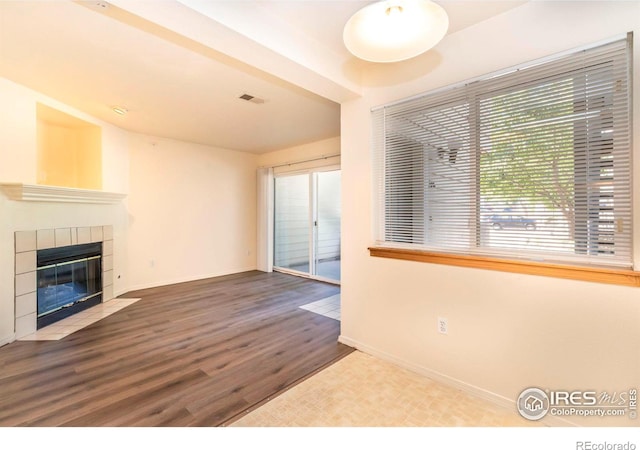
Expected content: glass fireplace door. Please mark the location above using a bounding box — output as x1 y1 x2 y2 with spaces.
36 242 102 328
37 256 101 317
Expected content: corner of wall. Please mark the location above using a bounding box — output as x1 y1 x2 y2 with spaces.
0 333 15 348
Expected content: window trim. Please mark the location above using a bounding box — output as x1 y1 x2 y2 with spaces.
369 246 640 287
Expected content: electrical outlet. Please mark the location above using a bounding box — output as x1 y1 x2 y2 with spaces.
438 317 448 335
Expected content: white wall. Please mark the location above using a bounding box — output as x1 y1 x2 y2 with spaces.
126 133 258 290
0 77 130 345
340 1 640 426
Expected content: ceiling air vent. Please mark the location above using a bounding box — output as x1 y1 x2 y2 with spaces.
238 93 265 104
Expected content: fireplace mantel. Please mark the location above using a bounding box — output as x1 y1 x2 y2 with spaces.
0 183 126 204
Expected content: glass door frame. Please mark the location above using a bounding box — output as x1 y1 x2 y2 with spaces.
273 165 341 285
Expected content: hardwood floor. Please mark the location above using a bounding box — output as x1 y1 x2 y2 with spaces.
0 271 354 426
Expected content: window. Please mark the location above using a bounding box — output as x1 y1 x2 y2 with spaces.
372 35 632 269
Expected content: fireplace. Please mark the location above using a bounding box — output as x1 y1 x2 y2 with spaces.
36 242 103 329
13 225 114 339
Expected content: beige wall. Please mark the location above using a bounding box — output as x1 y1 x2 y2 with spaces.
340 1 640 426
0 78 38 184
36 119 102 190
126 133 258 291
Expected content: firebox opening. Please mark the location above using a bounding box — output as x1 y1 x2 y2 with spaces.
36 242 103 329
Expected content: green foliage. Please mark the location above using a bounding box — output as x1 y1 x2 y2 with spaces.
479 78 575 220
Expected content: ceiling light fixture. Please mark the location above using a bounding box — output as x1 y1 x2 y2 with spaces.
343 0 449 63
112 106 128 115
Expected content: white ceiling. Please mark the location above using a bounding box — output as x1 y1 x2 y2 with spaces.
0 0 527 153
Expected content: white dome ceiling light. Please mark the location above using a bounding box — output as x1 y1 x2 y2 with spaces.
343 0 449 63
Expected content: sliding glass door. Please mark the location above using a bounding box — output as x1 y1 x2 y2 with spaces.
314 170 341 281
274 174 311 274
274 169 341 283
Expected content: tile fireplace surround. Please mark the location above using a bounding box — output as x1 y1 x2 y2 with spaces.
14 225 114 339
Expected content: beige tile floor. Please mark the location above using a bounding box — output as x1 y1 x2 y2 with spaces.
299 294 341 321
231 350 543 427
19 298 140 341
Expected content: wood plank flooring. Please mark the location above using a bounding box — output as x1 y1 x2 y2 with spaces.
0 271 354 426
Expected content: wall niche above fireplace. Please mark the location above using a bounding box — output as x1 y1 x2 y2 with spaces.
36 103 102 190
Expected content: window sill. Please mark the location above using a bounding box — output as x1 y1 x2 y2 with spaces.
368 247 640 287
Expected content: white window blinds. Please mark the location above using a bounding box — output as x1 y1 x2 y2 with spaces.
372 35 632 268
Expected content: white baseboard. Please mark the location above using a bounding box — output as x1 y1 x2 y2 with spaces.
124 267 258 293
338 334 577 427
0 333 15 348
113 288 129 298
